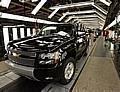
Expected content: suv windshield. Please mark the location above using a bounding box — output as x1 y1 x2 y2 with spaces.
39 24 74 37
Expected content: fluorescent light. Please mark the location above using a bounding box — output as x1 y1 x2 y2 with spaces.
31 0 47 15
65 15 98 22
99 0 111 6
50 1 94 9
65 17 73 22
59 13 68 21
48 8 60 19
0 12 58 24
19 0 27 3
3 25 25 28
59 10 95 21
32 0 38 2
16 24 25 27
68 10 95 15
83 24 100 26
65 16 98 22
71 15 98 19
0 0 11 8
4 26 16 28
80 18 98 21
83 24 100 27
81 21 99 23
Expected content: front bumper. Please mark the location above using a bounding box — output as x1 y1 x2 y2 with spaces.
5 60 60 81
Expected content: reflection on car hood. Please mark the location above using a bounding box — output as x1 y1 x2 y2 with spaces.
9 34 70 52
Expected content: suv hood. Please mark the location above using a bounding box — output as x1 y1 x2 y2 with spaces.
8 34 70 52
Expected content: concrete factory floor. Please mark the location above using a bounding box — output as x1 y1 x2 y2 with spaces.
73 37 120 92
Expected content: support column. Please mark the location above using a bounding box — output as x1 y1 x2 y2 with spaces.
3 27 9 50
17 28 21 38
24 27 27 37
0 26 6 57
30 28 33 35
8 27 13 41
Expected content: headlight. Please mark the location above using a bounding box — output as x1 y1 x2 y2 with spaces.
39 51 61 64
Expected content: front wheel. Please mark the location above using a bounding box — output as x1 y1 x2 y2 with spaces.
59 58 76 85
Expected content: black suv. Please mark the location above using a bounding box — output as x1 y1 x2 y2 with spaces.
5 24 89 84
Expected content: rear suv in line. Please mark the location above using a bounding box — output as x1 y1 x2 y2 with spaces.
5 23 89 84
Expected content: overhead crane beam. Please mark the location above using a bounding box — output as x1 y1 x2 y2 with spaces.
0 12 59 24
64 10 105 23
49 1 107 19
59 9 106 22
50 1 94 10
60 10 96 22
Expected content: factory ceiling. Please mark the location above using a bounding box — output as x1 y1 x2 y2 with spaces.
0 0 119 30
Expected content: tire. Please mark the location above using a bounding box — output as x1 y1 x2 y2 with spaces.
59 57 76 85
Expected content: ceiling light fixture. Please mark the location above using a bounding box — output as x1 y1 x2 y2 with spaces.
59 10 96 21
50 1 94 10
65 15 99 22
48 8 60 19
4 24 25 28
65 17 73 22
32 0 38 2
99 0 111 6
68 10 95 15
80 18 99 21
19 0 30 3
59 13 68 21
